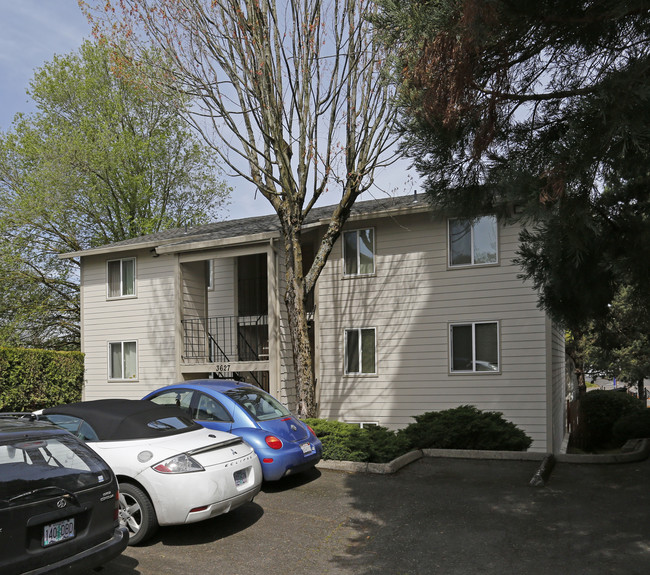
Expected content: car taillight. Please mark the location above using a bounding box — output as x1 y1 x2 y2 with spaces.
306 424 317 436
265 435 283 450
152 453 204 473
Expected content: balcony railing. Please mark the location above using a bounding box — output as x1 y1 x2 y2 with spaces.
182 315 269 363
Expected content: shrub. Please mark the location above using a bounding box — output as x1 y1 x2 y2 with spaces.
612 410 650 444
304 419 410 463
0 347 84 412
399 405 532 451
306 407 532 463
575 390 645 450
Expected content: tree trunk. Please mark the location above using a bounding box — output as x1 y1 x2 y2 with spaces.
284 275 315 418
279 214 316 419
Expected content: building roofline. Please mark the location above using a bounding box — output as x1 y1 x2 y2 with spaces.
60 193 432 259
154 230 280 255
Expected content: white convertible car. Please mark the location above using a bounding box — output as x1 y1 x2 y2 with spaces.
40 399 262 544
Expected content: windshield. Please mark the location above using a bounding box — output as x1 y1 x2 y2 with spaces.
0 433 111 504
225 388 291 421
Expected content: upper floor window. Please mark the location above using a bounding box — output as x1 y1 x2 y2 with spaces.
107 257 136 298
448 216 498 267
345 327 376 374
343 229 375 276
108 341 137 380
450 321 499 373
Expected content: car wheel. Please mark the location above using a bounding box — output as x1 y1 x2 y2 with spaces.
118 482 158 545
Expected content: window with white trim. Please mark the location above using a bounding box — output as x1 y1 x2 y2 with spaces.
343 229 375 276
345 328 376 374
450 322 499 372
108 341 138 380
448 216 498 266
107 258 136 298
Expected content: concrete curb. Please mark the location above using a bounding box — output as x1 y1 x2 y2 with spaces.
316 449 424 475
315 438 650 481
555 438 650 464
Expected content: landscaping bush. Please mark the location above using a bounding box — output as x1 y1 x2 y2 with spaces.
304 419 410 463
0 347 84 412
306 406 531 462
398 405 532 451
575 390 645 451
612 410 650 444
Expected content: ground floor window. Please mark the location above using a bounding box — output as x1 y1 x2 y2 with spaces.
345 328 376 374
450 322 499 372
109 341 137 380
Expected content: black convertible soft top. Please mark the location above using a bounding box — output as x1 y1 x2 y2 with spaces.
42 399 203 441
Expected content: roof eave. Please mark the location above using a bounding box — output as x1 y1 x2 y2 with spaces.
314 201 432 227
155 230 281 255
59 197 432 259
59 239 174 260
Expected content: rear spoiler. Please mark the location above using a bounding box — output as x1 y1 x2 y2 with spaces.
187 437 244 456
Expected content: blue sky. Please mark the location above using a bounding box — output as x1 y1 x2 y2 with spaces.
0 1 415 218
0 1 92 131
0 1 275 218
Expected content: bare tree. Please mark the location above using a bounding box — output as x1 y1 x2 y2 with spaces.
82 0 399 416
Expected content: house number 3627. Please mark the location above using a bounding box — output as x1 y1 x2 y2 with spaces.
214 364 231 372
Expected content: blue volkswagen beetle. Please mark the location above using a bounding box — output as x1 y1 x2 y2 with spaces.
142 380 322 481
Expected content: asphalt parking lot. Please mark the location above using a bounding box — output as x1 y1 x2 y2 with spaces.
94 455 650 575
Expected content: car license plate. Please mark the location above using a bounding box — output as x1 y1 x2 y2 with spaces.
300 442 313 455
234 469 247 486
43 518 75 547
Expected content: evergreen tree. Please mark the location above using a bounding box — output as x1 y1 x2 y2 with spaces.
377 0 650 331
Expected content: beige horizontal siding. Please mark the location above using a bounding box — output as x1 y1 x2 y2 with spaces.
81 250 179 400
316 212 554 451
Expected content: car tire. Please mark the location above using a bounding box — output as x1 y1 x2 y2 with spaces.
118 482 158 545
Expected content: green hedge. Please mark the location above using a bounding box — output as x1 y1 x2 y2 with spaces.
613 410 650 443
0 347 84 412
304 419 411 463
306 405 532 463
399 405 532 451
574 390 645 451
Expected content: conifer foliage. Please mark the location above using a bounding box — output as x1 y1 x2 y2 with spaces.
377 0 650 331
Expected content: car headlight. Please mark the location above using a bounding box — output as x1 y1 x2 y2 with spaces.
152 453 204 474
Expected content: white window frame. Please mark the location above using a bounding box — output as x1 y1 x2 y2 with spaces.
108 340 138 381
449 321 500 373
106 257 136 299
343 228 375 277
448 216 498 267
344 327 377 375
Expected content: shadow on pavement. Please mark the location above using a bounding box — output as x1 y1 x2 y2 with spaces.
261 466 322 493
143 501 264 548
331 457 650 575
95 456 650 575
